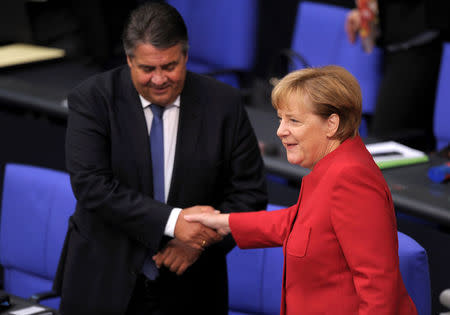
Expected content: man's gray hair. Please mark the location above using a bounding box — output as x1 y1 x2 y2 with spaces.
122 2 189 57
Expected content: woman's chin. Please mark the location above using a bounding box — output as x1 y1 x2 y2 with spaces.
287 156 309 169
287 156 301 166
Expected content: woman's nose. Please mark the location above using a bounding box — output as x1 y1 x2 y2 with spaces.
277 120 288 138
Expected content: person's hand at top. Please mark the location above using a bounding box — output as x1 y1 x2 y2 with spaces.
345 9 361 44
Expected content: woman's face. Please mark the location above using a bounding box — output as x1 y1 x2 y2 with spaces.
276 94 339 169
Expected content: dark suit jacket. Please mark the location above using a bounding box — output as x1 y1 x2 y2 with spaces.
378 0 448 46
53 66 267 315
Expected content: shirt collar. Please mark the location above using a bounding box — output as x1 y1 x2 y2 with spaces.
139 94 181 109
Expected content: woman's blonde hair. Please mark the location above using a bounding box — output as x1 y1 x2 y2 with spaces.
272 65 362 141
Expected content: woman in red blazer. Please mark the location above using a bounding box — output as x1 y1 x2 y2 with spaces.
185 66 418 315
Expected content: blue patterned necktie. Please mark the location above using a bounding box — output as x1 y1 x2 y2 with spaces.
142 104 165 280
149 104 165 203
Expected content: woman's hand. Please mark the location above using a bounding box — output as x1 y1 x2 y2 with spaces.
184 211 231 236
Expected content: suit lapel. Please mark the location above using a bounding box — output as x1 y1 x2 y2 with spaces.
168 73 203 205
116 67 153 195
115 70 203 202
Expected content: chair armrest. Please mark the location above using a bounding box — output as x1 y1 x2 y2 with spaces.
29 290 60 303
441 289 450 311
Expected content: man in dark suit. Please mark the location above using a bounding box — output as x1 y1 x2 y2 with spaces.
346 0 444 152
53 3 267 315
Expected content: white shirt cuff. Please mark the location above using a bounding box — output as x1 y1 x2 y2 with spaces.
164 207 182 237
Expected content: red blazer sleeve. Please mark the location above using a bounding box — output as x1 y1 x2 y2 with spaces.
229 205 297 249
330 164 403 315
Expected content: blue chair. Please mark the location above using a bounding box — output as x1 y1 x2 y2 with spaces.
227 204 282 315
289 1 383 136
0 163 76 309
227 204 431 315
433 42 450 151
398 231 431 315
227 248 265 315
166 0 259 88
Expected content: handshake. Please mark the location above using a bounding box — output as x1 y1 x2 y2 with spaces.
152 205 231 275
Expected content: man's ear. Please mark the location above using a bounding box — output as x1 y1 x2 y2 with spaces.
126 55 133 68
326 113 340 138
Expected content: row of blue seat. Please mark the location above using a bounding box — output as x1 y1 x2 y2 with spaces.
0 163 432 314
167 0 450 149
434 43 450 150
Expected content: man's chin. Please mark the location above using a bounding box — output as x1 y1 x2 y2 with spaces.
146 95 171 106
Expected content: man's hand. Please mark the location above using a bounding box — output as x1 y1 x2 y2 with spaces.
153 239 201 276
174 205 222 250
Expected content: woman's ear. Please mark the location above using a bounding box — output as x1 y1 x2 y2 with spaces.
326 113 340 138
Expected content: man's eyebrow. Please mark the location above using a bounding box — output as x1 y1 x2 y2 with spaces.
137 64 155 69
162 61 179 68
137 60 178 69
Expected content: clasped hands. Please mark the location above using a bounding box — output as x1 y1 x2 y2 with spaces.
152 205 230 275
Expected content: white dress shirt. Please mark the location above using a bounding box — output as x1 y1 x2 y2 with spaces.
140 94 182 237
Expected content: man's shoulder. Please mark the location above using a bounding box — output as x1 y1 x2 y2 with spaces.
71 65 129 95
67 65 133 114
185 71 240 95
182 71 242 114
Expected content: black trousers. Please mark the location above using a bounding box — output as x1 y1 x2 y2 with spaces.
125 256 229 315
370 39 443 152
125 275 162 315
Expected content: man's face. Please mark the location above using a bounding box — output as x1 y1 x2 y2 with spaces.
127 43 188 106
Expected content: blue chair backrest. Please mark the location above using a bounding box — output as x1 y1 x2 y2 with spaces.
227 248 265 315
166 0 259 88
0 163 76 309
227 204 431 315
433 42 450 150
227 204 283 315
397 231 431 315
290 1 383 133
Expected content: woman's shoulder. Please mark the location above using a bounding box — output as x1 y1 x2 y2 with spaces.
325 138 383 180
